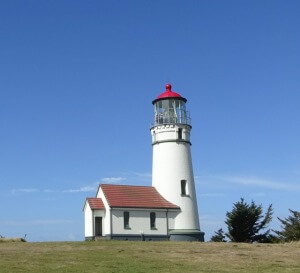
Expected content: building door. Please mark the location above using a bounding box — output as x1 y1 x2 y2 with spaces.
95 217 102 236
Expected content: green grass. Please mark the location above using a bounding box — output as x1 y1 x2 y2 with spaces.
0 241 299 273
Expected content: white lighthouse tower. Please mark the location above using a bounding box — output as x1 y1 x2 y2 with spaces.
151 83 204 241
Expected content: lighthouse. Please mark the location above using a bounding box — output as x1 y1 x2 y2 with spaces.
151 84 204 241
83 83 204 241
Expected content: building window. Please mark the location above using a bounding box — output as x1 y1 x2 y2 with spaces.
178 128 182 140
124 211 130 229
150 212 156 229
181 180 188 196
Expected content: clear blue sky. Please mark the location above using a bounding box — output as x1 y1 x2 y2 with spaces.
1 0 299 241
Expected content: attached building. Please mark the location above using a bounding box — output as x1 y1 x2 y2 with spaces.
83 184 180 240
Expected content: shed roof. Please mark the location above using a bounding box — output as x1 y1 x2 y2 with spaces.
86 197 105 210
100 184 179 209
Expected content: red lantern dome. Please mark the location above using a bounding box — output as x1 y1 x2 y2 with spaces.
152 84 187 104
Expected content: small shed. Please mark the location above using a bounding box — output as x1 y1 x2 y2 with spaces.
83 184 180 240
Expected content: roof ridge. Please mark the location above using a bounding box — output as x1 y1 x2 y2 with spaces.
100 184 180 209
100 183 153 188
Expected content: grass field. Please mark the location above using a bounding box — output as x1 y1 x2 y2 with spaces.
0 241 299 273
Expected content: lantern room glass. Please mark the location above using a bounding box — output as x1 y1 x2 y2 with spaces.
153 99 191 125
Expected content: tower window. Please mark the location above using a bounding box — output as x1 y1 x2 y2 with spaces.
150 212 156 229
181 180 188 196
178 128 183 140
124 211 130 229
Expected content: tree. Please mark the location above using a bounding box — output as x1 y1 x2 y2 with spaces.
210 228 227 242
225 198 273 243
274 209 300 242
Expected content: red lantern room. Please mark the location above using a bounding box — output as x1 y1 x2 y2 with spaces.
152 84 191 126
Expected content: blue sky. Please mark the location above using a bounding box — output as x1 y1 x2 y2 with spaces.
0 0 299 241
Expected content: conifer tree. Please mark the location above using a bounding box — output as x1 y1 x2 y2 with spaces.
210 228 227 242
225 198 273 243
274 209 300 242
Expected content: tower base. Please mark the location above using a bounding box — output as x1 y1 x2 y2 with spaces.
169 229 205 242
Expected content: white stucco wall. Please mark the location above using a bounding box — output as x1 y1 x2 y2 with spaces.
84 202 93 237
151 124 201 231
167 210 180 230
111 209 168 236
96 188 111 236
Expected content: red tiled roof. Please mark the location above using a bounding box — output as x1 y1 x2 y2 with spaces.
100 184 180 209
87 198 105 210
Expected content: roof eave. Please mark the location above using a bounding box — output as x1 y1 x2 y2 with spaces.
152 96 187 105
109 206 180 210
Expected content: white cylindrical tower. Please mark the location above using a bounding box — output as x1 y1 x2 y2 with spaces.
151 84 204 241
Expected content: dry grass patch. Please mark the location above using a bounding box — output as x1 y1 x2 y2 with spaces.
0 241 299 273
